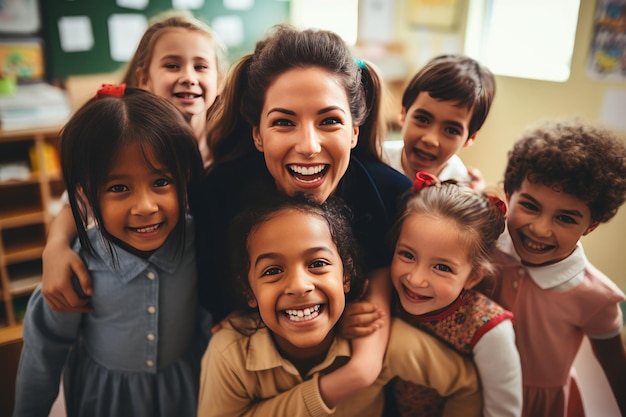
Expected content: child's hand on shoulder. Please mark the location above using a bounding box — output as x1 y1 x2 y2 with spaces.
338 300 384 339
467 166 486 192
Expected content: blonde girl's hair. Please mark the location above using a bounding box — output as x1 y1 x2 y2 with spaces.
121 9 228 87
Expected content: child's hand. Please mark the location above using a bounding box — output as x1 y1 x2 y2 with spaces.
211 311 240 334
41 239 93 312
338 300 384 339
467 166 486 192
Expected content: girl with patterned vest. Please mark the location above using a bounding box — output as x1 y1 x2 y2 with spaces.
386 172 522 417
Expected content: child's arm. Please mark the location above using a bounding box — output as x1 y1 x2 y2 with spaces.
317 267 392 407
590 334 626 416
386 318 483 417
41 204 93 312
472 318 523 417
13 287 82 415
326 267 392 393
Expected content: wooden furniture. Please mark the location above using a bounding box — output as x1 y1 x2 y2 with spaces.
0 126 63 328
0 323 23 417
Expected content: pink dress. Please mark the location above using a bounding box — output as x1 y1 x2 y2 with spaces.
492 233 625 417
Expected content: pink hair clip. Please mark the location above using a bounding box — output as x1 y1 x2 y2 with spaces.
488 195 507 217
95 83 126 99
412 171 437 193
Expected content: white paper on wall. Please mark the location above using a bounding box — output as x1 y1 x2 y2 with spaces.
223 0 254 10
107 14 148 62
58 16 94 52
116 0 149 10
173 0 205 10
211 15 244 48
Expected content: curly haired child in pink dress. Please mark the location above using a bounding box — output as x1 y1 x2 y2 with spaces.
491 118 626 417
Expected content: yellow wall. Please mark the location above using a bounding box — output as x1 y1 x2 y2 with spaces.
383 1 626 291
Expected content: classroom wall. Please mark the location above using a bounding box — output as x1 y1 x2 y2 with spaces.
458 1 626 293
382 0 626 293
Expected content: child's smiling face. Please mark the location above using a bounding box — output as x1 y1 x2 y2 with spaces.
99 143 179 256
245 208 350 361
139 28 220 125
507 178 598 266
399 92 474 178
391 213 476 316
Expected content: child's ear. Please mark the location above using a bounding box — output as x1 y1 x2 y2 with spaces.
464 131 478 148
246 291 258 308
136 68 147 88
583 221 600 236
343 258 353 293
464 269 486 290
397 107 407 127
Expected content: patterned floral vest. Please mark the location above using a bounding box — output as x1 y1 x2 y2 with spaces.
392 289 513 417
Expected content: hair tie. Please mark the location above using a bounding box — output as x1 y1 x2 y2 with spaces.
354 58 366 69
412 171 437 193
95 83 126 99
488 195 507 217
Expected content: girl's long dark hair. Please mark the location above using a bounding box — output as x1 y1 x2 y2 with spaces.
59 87 203 259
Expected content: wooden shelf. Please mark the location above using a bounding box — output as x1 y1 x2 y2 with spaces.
0 126 60 329
0 323 22 347
0 210 45 228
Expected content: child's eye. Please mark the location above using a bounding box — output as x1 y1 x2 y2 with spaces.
414 115 429 125
262 267 283 276
397 250 415 261
444 126 461 136
108 184 128 193
520 201 538 211
434 264 452 273
164 63 180 70
195 64 209 71
310 259 330 269
154 178 171 187
556 214 577 225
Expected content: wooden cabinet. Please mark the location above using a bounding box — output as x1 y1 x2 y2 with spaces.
0 126 63 328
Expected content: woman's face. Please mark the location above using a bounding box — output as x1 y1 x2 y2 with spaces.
252 67 358 203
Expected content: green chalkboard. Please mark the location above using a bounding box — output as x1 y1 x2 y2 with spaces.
40 0 290 80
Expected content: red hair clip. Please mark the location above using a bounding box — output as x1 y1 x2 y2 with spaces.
488 195 507 217
95 83 126 99
412 171 437 193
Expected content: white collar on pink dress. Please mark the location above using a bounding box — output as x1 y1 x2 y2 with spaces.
496 229 586 291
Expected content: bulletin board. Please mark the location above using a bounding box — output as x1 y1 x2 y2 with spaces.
40 0 290 80
587 0 626 80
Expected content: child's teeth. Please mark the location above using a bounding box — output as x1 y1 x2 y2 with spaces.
137 225 158 233
285 305 321 322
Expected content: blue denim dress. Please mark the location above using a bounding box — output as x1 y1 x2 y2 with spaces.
14 219 212 417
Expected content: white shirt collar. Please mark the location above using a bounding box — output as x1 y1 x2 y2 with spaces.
497 230 586 290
